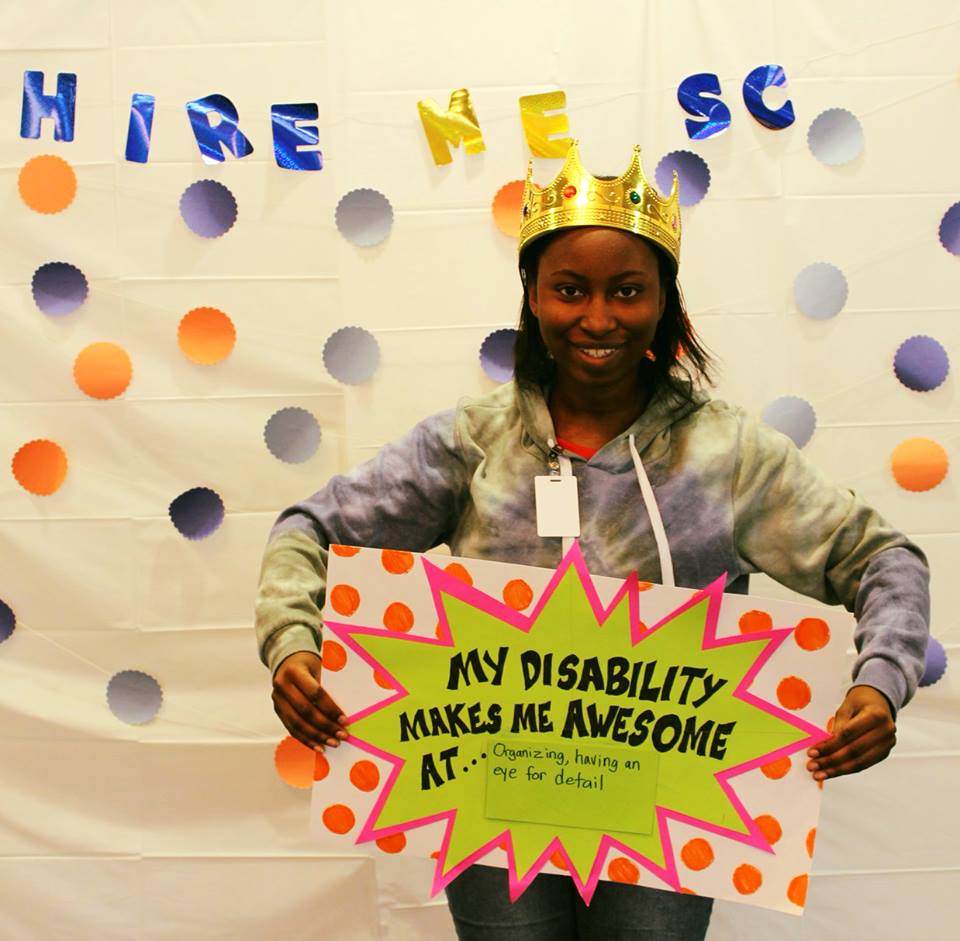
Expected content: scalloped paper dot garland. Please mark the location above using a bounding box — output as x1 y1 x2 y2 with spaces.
335 188 393 247
479 329 517 383
32 261 88 316
264 407 322 463
323 326 380 385
168 487 225 539
179 179 238 238
654 150 711 207
793 262 848 320
12 439 68 495
761 396 817 449
106 669 163 725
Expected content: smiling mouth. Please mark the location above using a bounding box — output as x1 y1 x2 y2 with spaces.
577 347 620 359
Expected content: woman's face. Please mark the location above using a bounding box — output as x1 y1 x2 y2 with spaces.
527 227 666 395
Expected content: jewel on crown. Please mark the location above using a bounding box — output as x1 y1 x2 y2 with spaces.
518 141 682 269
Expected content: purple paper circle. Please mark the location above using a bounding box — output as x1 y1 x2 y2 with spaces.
0 598 15 644
938 202 960 256
31 261 89 316
107 669 163 725
807 108 864 166
761 395 817 449
169 486 225 540
919 636 947 688
654 150 711 207
323 326 380 385
179 179 238 238
793 262 848 320
480 329 517 383
894 336 950 392
264 407 322 463
335 188 393 247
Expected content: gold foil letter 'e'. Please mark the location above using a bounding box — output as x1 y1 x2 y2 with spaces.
519 91 573 158
416 89 485 166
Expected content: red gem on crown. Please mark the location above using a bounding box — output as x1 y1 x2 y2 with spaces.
562 185 577 198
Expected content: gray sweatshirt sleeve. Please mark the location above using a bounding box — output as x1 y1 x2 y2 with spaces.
732 412 930 713
254 408 468 674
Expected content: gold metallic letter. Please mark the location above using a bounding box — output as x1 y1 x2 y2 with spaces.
519 90 572 158
417 88 485 166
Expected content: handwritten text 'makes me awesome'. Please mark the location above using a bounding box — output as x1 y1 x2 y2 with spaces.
399 646 738 762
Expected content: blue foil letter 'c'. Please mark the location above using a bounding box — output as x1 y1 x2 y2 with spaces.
20 71 77 141
676 73 731 141
125 93 156 163
270 103 323 171
742 65 795 130
185 93 255 163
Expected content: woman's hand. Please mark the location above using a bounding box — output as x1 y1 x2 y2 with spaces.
272 650 349 752
806 685 896 781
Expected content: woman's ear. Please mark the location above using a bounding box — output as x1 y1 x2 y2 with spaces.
527 281 539 318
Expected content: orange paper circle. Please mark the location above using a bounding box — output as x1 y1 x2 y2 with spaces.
12 439 68 495
178 306 236 365
18 154 77 214
274 735 315 789
787 873 808 906
891 437 948 492
754 814 782 846
492 180 525 238
777 676 812 710
381 549 414 574
760 755 791 780
794 617 830 651
73 342 132 399
383 601 414 633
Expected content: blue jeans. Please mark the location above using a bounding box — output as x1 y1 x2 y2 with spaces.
445 864 712 940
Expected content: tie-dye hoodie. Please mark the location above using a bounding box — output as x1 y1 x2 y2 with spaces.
255 380 929 712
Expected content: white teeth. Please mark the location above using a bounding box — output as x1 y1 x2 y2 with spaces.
581 348 616 358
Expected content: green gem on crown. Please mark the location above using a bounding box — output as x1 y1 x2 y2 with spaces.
629 190 641 204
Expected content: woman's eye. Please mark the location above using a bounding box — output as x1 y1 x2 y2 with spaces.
615 285 642 298
557 285 582 298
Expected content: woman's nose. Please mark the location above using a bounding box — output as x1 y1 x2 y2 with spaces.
579 296 617 335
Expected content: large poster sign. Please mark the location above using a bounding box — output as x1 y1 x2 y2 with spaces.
312 545 848 915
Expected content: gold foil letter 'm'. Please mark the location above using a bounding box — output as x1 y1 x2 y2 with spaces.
417 89 485 166
519 91 572 158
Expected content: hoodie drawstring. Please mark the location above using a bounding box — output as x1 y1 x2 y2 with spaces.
628 433 675 588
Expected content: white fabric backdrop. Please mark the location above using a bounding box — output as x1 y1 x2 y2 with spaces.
0 1 956 937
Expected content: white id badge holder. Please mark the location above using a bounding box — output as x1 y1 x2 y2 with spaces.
534 475 581 538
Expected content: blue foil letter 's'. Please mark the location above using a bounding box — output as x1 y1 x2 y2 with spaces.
271 103 322 171
742 65 795 130
125 93 156 163
20 71 77 141
677 73 731 141
185 93 255 163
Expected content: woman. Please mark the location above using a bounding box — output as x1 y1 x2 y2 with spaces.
256 143 929 939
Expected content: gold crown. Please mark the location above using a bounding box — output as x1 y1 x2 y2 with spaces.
518 141 681 268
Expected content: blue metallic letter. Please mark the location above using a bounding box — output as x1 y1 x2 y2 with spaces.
742 65 795 130
270 102 322 171
20 71 77 141
185 93 255 163
677 73 731 141
125 93 156 163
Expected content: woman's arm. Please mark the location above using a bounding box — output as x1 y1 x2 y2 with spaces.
731 413 930 778
255 408 469 747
